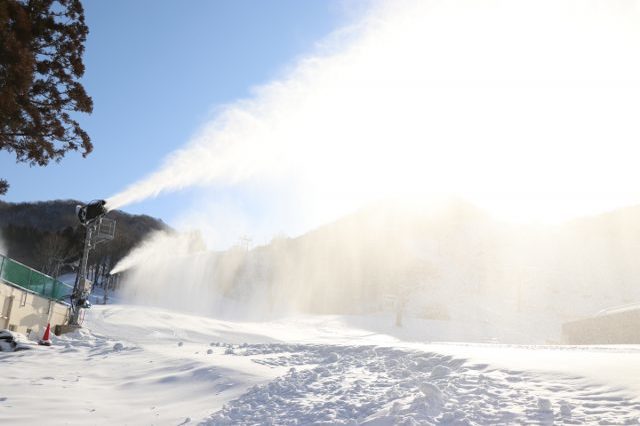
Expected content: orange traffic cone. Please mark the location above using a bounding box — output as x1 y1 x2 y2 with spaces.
38 323 52 346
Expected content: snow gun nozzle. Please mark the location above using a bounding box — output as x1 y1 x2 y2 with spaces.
76 199 108 225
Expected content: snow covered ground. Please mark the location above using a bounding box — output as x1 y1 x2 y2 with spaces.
1 304 639 425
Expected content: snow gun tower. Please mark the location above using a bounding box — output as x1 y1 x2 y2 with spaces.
69 200 115 326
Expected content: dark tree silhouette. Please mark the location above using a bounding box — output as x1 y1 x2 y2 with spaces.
0 0 93 194
0 199 171 273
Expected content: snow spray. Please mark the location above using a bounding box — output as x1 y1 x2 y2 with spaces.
108 0 640 219
110 0 640 338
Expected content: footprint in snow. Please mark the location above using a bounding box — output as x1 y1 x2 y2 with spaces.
430 365 451 378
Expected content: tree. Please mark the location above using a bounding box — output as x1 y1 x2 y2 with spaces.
0 0 93 194
35 231 70 275
386 258 438 327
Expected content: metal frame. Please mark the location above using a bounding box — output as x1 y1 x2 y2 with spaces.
69 214 116 325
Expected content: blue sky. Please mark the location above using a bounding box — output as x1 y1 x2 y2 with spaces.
0 0 351 223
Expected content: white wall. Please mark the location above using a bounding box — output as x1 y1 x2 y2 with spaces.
0 280 69 336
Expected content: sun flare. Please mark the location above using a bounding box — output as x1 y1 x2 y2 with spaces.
108 0 640 235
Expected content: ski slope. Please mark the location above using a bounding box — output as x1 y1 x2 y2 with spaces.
1 304 639 425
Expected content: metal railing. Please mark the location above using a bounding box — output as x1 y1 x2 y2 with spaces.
0 254 73 301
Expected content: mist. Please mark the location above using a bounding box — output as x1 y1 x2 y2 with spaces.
109 0 640 342
116 200 640 342
107 0 640 226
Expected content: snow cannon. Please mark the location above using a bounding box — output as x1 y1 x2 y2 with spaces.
76 199 107 225
69 199 115 326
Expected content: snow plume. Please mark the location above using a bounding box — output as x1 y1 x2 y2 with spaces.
112 0 640 335
114 199 640 341
107 0 640 224
110 230 206 276
113 230 223 314
115 229 278 318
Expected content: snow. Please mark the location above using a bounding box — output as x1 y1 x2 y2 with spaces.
0 304 639 425
0 330 32 352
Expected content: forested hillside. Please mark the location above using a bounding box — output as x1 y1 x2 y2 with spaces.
0 200 170 279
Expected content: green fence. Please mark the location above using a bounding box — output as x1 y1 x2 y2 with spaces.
0 254 73 301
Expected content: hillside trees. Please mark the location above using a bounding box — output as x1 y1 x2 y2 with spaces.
0 200 170 278
0 0 93 194
35 231 72 275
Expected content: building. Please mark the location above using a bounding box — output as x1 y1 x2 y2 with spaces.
0 254 71 336
562 304 640 344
